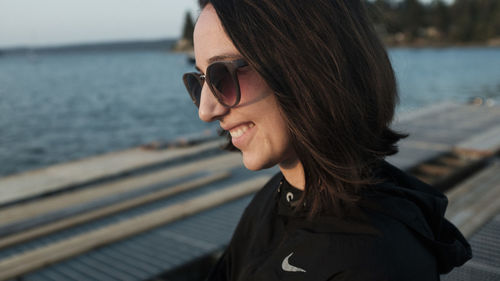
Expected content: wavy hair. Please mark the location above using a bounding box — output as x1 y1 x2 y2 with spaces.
199 0 406 217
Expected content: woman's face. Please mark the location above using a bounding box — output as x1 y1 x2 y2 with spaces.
193 4 297 171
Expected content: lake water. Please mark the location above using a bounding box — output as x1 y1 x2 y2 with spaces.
0 47 499 177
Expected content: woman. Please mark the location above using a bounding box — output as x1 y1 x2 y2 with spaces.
182 0 472 280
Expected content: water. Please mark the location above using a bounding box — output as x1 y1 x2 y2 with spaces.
0 47 499 177
390 47 500 113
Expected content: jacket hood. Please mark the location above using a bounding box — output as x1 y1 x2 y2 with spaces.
366 161 472 274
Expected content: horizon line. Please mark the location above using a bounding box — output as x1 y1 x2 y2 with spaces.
0 37 181 52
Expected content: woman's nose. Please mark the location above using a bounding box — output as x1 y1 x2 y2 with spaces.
198 85 229 122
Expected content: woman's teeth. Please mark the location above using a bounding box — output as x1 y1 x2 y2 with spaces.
230 123 254 138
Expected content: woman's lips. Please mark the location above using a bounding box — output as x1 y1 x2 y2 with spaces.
229 122 255 138
227 122 256 149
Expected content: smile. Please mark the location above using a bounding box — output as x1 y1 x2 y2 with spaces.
229 123 255 138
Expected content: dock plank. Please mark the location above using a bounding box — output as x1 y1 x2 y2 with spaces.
0 175 271 281
0 139 225 206
0 152 241 227
388 104 500 170
455 125 500 157
0 171 230 250
445 161 500 238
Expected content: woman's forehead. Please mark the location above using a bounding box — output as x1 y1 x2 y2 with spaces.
193 5 241 70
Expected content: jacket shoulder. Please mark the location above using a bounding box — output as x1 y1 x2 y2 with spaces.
242 172 282 217
319 216 439 281
288 210 439 281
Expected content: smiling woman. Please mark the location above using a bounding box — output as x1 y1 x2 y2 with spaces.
187 9 295 173
182 0 472 280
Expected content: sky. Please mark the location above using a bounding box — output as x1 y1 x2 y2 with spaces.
0 0 453 49
0 0 199 48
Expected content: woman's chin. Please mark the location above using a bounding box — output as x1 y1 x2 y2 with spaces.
241 153 274 171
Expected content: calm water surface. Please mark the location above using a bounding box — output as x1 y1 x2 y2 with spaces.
391 47 500 112
0 47 499 176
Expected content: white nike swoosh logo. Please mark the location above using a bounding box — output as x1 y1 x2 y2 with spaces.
282 252 306 272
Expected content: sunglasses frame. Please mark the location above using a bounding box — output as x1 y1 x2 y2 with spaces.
183 59 248 108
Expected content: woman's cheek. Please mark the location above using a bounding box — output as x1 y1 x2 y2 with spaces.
239 73 273 105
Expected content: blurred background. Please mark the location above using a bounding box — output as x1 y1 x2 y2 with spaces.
0 0 499 177
0 1 500 281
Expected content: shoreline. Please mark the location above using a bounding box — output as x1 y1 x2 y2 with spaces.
385 40 500 49
2 37 500 54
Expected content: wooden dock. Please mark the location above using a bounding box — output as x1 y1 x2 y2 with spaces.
0 101 499 281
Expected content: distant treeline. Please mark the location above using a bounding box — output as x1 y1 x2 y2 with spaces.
365 0 500 46
174 0 500 47
1 39 177 54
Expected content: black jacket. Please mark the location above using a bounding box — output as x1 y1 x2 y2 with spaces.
206 161 472 281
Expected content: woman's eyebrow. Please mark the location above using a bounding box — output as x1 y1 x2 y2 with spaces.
195 53 243 72
207 54 242 64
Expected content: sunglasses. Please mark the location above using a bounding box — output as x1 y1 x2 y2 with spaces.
183 59 248 108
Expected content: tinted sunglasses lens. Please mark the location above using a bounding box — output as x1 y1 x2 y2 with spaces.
183 74 201 107
208 63 238 107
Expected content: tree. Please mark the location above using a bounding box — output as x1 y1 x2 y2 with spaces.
364 0 500 45
182 11 195 42
429 0 451 37
398 0 426 40
366 0 402 34
450 0 479 41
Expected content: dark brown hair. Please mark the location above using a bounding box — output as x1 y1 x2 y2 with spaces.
199 0 406 217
